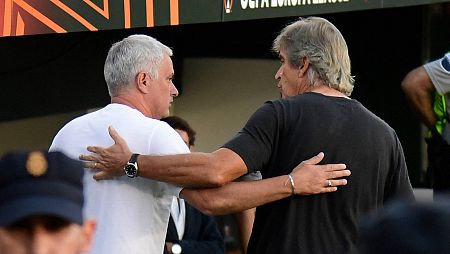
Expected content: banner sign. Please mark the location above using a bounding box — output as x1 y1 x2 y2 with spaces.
222 0 450 21
1 0 448 37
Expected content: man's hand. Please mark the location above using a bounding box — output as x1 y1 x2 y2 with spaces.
79 126 132 180
291 152 350 195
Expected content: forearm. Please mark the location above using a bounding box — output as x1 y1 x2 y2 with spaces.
181 175 292 215
138 148 247 188
404 88 437 129
234 208 255 253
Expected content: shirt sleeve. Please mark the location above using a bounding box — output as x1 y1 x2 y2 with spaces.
424 53 450 94
236 171 262 182
385 132 415 202
222 101 280 173
148 122 190 197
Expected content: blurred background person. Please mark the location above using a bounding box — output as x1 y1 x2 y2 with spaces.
401 52 450 196
358 200 450 254
161 116 224 254
162 115 258 254
0 150 96 254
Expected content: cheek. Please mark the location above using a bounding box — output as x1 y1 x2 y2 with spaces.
52 229 84 251
0 231 28 253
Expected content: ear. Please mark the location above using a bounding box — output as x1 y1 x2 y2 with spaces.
297 57 310 78
136 72 151 94
80 219 96 252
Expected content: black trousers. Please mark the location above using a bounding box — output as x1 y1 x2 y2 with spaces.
426 134 450 195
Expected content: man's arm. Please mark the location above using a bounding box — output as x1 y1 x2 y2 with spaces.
81 127 246 187
233 208 255 253
180 153 349 215
80 127 350 190
401 66 437 129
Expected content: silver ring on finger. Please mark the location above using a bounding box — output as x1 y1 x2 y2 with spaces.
94 162 98 169
328 180 332 187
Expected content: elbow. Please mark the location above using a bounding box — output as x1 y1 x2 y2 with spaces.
187 188 230 216
206 172 227 188
197 206 217 216
196 197 228 216
204 158 230 187
401 74 414 94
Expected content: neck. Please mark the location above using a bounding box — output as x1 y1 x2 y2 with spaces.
308 84 349 99
111 94 154 118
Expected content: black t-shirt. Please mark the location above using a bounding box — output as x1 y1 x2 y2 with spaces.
223 92 414 254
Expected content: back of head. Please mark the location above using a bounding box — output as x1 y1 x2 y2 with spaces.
104 34 173 96
161 116 196 146
0 150 85 226
358 201 450 254
273 17 354 96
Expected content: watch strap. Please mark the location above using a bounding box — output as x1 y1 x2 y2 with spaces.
129 153 139 164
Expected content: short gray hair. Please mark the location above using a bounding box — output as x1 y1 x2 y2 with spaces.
273 17 355 96
104 34 173 96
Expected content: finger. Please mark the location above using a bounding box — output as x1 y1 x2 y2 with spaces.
83 161 98 170
321 187 338 193
324 163 347 172
329 179 348 187
327 169 351 179
108 126 126 145
79 154 99 162
93 171 112 181
303 152 325 165
86 146 107 154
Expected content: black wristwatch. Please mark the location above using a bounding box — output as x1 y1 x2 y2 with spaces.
124 153 139 178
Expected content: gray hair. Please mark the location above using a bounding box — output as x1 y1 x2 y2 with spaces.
104 34 173 96
273 17 355 96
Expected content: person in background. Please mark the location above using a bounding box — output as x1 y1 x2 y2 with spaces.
161 116 224 254
358 200 450 254
162 115 255 254
401 52 450 196
81 17 413 254
0 150 96 254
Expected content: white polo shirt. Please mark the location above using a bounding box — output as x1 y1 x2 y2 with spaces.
49 103 188 254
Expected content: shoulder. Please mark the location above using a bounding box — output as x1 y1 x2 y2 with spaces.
147 122 190 155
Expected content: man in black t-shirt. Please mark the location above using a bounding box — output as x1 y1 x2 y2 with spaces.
81 17 414 254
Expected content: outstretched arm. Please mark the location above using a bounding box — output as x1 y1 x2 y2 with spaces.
401 66 437 129
80 127 350 190
80 127 246 187
181 152 350 215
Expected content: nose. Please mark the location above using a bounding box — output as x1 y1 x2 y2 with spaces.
275 72 282 88
275 67 282 82
31 226 54 254
171 83 179 97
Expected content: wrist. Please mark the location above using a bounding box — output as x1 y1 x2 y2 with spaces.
284 174 296 195
124 153 140 178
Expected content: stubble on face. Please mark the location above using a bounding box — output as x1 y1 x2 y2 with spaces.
150 55 177 119
275 50 312 99
275 50 301 99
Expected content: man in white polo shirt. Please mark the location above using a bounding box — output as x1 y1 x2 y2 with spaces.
49 34 185 253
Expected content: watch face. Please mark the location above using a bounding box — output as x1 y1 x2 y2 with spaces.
125 164 137 177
